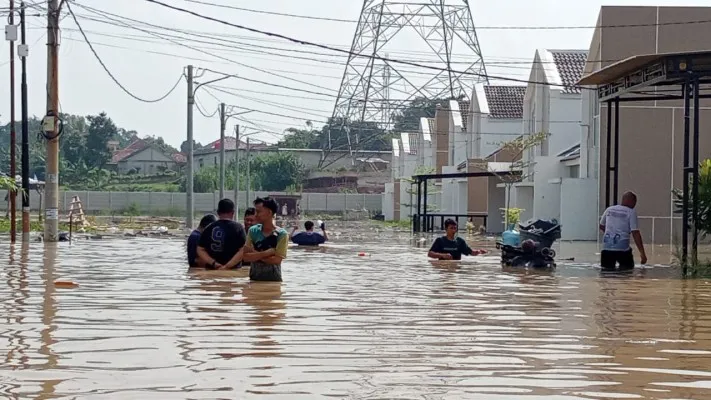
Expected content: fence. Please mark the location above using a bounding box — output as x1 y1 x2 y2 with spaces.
0 190 384 215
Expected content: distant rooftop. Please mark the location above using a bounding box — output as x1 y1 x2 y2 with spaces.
483 85 526 119
548 50 589 94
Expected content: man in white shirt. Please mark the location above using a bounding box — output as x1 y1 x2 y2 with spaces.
599 191 648 271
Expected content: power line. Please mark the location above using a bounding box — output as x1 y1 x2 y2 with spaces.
65 1 184 103
176 0 711 31
142 0 588 90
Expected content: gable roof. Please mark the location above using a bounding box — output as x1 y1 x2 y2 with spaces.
459 100 470 130
110 139 149 164
195 137 269 155
483 85 526 119
549 50 589 94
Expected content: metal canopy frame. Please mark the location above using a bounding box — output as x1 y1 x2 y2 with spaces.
411 170 519 233
579 50 711 274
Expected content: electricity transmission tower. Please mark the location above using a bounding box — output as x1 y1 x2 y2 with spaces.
327 0 489 162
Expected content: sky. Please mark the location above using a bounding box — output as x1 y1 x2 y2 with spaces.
0 0 709 149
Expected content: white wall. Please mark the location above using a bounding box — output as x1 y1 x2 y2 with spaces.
440 165 458 213
478 119 523 159
514 185 534 222
383 182 395 221
559 178 598 241
532 156 563 220
487 177 506 233
549 94 583 156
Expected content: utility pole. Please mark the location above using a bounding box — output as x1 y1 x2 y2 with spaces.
218 102 226 199
43 0 61 242
7 0 17 243
19 1 29 242
234 124 240 216
185 65 194 229
245 137 250 205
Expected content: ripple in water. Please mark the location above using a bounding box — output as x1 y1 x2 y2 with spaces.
1 235 711 399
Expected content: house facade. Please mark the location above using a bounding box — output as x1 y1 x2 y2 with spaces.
581 5 711 245
110 139 181 175
512 49 592 239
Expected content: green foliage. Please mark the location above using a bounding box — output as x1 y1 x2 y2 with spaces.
673 158 711 237
500 207 524 227
277 127 320 149
181 152 305 193
121 202 141 216
85 112 118 169
403 165 440 212
0 175 17 191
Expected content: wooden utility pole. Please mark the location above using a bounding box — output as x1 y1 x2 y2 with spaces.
43 0 61 241
8 0 17 242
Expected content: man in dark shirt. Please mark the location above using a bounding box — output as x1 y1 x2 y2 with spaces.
428 219 475 260
187 213 217 268
290 220 328 246
197 199 247 270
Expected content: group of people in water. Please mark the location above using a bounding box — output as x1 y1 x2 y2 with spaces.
186 196 329 281
187 190 648 277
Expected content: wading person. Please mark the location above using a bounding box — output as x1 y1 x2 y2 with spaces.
599 191 647 271
244 207 257 231
290 220 328 246
196 199 247 270
187 213 217 268
244 196 288 281
428 219 482 260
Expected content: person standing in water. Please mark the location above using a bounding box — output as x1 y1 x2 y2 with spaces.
428 219 481 260
196 199 247 270
599 191 647 270
243 207 257 231
187 214 217 268
290 220 328 246
244 197 288 281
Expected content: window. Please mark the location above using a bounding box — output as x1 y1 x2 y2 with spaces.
214 156 217 165
199 159 204 168
569 165 580 178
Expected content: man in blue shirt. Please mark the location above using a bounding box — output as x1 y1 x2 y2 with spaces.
290 220 328 246
187 214 217 268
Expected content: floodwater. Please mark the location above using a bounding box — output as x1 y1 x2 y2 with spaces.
2 230 711 399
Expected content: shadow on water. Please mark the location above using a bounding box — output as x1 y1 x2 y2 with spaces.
1 231 711 398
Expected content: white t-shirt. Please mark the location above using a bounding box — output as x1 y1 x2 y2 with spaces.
600 205 639 251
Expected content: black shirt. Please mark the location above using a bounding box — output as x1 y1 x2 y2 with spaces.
198 219 247 268
429 236 473 260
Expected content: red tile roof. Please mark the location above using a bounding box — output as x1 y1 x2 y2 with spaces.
171 153 187 164
109 139 149 164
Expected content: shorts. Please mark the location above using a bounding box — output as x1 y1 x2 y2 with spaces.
249 262 282 282
601 249 635 271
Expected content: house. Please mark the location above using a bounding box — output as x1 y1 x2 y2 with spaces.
193 138 391 174
469 84 527 160
512 49 588 235
580 5 711 245
110 139 182 175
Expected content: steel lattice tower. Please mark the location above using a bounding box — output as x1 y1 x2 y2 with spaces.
328 0 488 155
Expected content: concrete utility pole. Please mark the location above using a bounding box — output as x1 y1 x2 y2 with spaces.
43 0 61 242
234 124 240 216
185 65 195 229
218 102 226 199
19 1 29 242
7 0 17 243
245 137 251 205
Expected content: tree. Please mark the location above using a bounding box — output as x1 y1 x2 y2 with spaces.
485 131 549 228
277 127 319 149
85 112 117 169
250 152 305 191
673 159 711 237
402 165 440 213
180 139 202 154
144 135 179 155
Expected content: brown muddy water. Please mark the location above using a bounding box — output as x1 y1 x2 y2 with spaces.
2 230 711 399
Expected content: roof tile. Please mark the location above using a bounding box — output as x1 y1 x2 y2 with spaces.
482 85 526 119
550 50 589 94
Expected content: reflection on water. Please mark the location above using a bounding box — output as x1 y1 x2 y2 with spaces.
1 234 711 399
